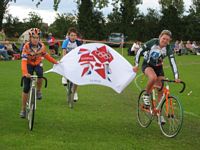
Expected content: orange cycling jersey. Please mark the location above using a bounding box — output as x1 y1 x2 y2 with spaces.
21 42 57 76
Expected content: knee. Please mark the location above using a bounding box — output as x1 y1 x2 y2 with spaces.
149 75 157 83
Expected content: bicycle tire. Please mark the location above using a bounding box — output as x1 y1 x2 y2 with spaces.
137 90 153 128
159 95 183 138
28 88 35 131
67 81 74 109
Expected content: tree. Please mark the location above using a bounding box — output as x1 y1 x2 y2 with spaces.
182 0 200 41
48 13 76 38
0 0 45 30
0 0 10 30
106 11 122 34
3 14 25 37
158 0 184 15
144 8 160 39
105 0 142 40
23 12 43 30
159 5 182 40
190 0 200 14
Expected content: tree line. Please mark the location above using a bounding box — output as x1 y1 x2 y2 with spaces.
0 0 200 41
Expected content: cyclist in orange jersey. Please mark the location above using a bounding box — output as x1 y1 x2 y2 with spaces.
20 28 58 118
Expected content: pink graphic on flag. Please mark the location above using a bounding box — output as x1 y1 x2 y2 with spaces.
78 46 113 81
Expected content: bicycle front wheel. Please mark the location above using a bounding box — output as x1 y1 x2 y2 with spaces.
28 88 35 131
159 95 183 138
67 81 74 109
137 90 153 128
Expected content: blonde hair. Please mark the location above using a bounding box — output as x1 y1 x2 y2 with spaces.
159 30 172 38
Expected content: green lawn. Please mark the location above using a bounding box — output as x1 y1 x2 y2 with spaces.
0 49 200 150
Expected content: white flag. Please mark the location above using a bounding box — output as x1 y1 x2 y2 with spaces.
46 43 136 93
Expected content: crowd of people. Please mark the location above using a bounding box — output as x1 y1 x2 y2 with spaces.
128 39 200 56
0 29 21 60
173 40 200 55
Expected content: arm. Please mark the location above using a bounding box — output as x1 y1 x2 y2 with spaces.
44 53 58 64
168 46 179 79
41 44 58 64
42 45 58 64
62 40 69 56
21 47 28 76
62 48 67 56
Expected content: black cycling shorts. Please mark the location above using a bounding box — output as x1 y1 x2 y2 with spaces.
23 64 43 93
142 61 164 77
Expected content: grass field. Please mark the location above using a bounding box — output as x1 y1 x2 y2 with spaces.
0 49 200 150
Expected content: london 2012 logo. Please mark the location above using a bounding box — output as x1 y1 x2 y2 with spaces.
78 46 113 82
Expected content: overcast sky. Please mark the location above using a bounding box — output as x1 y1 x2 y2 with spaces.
7 0 192 25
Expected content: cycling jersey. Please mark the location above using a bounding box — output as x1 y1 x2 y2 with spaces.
135 38 179 79
62 39 82 52
21 42 57 76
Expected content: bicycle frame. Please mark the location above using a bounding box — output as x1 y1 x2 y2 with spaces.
150 80 185 117
150 85 170 117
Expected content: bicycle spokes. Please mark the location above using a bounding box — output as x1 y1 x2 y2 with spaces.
159 96 183 137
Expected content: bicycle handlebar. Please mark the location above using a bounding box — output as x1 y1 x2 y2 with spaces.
159 79 186 93
21 76 48 88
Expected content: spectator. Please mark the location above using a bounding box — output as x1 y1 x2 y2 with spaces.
131 41 140 53
47 33 60 56
4 40 18 59
186 40 195 54
173 40 181 55
0 44 9 60
179 40 187 55
128 41 140 56
192 41 200 54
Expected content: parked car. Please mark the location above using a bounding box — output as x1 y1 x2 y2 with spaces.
107 33 126 47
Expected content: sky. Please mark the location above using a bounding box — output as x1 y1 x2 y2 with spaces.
7 0 192 25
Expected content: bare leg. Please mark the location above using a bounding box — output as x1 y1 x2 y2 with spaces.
73 84 78 93
144 67 157 94
155 76 165 102
37 78 43 92
21 92 28 111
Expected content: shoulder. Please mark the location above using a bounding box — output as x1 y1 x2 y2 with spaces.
23 42 31 51
62 39 69 45
144 38 158 48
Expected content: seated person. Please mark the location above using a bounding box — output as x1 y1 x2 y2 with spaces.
186 40 195 54
192 41 200 54
173 40 180 54
179 40 188 55
4 40 17 59
0 44 9 60
47 33 60 56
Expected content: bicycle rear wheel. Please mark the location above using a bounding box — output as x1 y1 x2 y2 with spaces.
159 95 183 138
137 90 153 128
28 88 35 131
67 81 74 109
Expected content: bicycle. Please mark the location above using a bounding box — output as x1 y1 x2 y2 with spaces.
21 75 47 130
137 79 186 138
64 80 75 109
